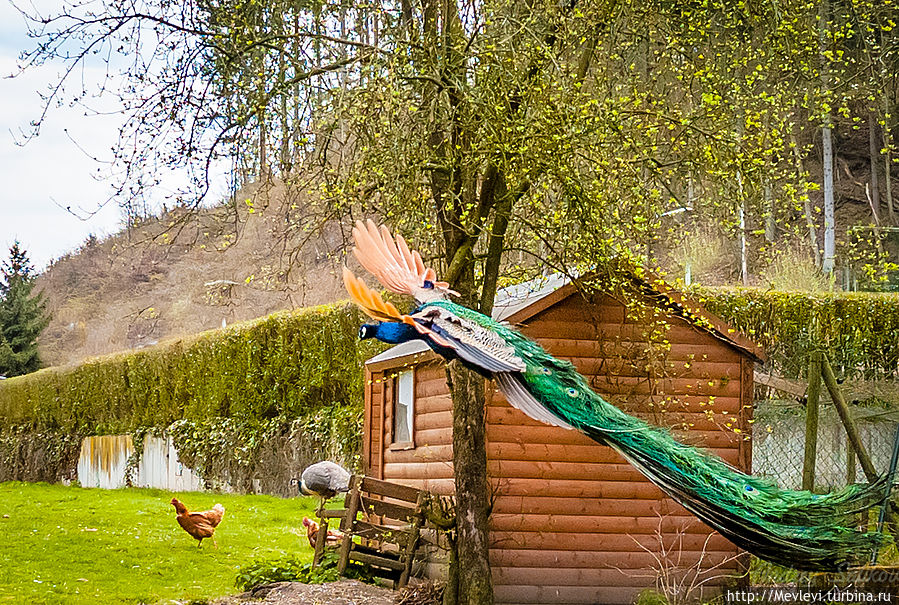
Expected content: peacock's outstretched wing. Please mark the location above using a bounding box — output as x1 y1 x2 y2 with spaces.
350 220 456 301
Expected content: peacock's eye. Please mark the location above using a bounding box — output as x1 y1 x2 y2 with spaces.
566 388 579 398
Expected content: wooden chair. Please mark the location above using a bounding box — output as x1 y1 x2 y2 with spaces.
314 475 426 588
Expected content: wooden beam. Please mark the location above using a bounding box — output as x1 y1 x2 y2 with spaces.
361 476 424 503
755 370 807 399
313 520 329 567
399 492 426 587
821 357 878 482
350 550 405 571
337 476 362 574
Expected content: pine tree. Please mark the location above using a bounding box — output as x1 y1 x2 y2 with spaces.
0 242 50 377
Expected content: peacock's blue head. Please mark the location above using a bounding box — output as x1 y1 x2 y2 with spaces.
358 321 418 344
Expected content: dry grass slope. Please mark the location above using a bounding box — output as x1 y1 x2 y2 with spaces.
37 182 348 367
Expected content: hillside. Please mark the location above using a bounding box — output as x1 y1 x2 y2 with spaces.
36 183 348 367
33 118 896 368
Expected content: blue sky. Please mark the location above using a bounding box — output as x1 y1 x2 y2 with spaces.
0 1 230 271
0 1 125 270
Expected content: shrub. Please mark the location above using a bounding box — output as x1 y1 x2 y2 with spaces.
697 287 899 380
0 301 386 484
234 551 374 591
0 302 384 434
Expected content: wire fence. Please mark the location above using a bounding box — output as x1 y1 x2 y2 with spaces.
752 398 898 491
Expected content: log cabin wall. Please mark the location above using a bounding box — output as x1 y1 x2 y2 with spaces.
488 291 751 605
365 355 455 496
363 287 756 605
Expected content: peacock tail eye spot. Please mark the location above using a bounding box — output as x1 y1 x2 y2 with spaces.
745 485 754 492
539 367 552 376
566 388 578 397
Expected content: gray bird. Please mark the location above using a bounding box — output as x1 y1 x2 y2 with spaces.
292 461 351 514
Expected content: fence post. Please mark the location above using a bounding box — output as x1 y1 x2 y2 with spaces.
802 352 822 492
820 356 878 482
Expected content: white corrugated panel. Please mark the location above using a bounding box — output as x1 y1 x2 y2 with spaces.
77 435 134 489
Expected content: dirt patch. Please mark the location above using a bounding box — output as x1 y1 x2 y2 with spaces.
217 579 396 605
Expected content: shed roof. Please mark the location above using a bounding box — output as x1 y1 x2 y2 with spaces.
365 271 765 366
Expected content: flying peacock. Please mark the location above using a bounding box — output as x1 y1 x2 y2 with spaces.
342 219 889 571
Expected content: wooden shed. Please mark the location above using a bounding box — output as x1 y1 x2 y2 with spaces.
362 272 764 605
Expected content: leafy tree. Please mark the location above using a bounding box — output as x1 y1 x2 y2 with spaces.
0 242 50 377
15 0 899 600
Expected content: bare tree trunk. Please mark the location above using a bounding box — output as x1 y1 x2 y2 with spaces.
256 46 268 181
737 171 749 286
479 177 512 315
884 103 896 225
791 132 821 266
887 147 896 226
822 125 835 274
278 49 290 175
733 115 749 284
869 112 881 223
258 102 268 180
764 181 775 243
820 0 835 274
447 361 493 605
293 12 301 164
685 175 695 284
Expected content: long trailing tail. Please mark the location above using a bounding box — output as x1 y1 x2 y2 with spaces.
344 220 891 571
503 330 889 571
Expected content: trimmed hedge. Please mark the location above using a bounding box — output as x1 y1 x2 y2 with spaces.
0 302 385 434
697 288 899 380
4 288 899 483
5 290 899 433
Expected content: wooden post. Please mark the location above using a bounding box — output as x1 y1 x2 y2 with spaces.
337 475 361 575
312 519 329 567
399 491 426 588
847 435 857 485
872 423 899 565
821 357 878 482
803 352 823 491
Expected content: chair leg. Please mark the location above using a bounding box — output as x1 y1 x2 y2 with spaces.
312 521 328 567
337 477 361 575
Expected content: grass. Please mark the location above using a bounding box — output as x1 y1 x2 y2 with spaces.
0 482 324 604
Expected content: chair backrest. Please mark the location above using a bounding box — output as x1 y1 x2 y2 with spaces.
334 475 429 588
357 476 425 524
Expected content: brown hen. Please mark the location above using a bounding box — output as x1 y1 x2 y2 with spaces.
301 516 343 549
171 498 225 548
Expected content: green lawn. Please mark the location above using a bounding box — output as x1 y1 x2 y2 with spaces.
0 482 323 604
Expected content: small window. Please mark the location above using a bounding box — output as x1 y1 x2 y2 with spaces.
393 369 414 446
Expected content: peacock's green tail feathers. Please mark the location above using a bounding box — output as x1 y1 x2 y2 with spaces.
427 300 889 571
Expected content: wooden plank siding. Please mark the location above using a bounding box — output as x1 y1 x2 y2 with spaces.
363 288 754 604
487 291 749 605
364 361 455 495
364 373 384 480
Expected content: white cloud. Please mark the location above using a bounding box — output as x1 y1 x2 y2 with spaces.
0 2 229 271
0 52 123 269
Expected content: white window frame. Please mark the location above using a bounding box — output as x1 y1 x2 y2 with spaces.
391 369 415 448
